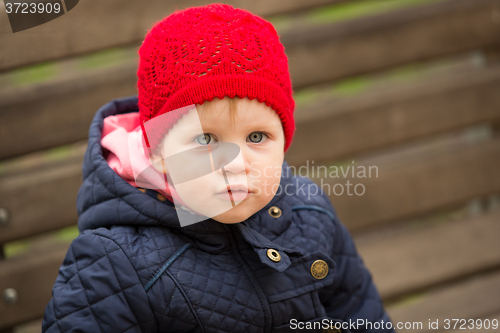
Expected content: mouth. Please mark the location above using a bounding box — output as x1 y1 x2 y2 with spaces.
221 184 249 192
215 184 251 202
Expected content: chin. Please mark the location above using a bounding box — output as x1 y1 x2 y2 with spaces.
211 200 259 224
212 209 251 224
211 195 274 224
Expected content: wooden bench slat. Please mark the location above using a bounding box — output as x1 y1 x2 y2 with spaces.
357 210 500 300
10 319 43 333
323 137 500 231
387 270 500 333
283 0 500 88
1 0 499 74
0 157 83 245
0 245 68 330
0 0 344 72
0 63 137 160
286 64 500 165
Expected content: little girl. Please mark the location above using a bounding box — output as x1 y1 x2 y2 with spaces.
42 4 394 332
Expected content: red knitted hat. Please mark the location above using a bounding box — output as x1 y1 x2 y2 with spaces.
137 3 295 152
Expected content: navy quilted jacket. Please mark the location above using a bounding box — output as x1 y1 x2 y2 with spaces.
42 96 395 333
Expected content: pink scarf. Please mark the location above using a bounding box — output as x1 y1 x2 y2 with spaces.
101 112 185 205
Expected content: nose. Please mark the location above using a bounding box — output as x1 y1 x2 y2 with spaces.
209 141 250 177
211 140 249 176
220 149 248 175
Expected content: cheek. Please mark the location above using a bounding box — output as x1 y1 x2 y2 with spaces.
260 178 281 202
250 157 283 198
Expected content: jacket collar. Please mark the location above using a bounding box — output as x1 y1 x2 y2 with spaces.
77 95 301 271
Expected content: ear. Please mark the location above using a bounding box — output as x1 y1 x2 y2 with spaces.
150 154 168 175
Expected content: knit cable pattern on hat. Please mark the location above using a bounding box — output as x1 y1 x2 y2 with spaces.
137 3 296 152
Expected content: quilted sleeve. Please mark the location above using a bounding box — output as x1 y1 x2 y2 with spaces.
319 193 395 333
42 231 158 333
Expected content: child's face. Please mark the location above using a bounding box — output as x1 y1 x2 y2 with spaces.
155 97 285 224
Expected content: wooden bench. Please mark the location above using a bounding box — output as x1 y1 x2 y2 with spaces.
1 0 500 331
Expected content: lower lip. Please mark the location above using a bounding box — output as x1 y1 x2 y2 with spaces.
215 190 251 202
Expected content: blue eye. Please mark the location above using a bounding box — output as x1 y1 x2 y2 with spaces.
195 133 213 145
248 132 267 143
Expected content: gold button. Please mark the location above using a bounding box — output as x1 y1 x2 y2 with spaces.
311 260 329 279
266 249 281 262
323 327 341 333
268 206 282 218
